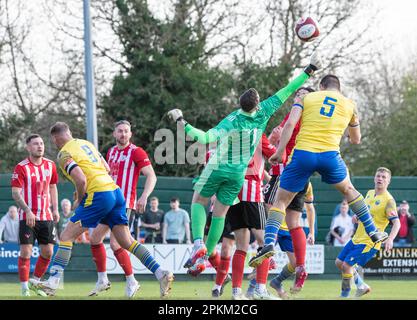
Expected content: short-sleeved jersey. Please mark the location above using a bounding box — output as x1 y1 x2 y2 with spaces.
239 134 276 202
11 158 58 221
106 143 152 210
204 95 283 174
58 139 117 194
352 190 398 250
295 91 358 152
280 182 314 231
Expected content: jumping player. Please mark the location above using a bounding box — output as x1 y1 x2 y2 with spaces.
249 74 389 293
167 52 321 276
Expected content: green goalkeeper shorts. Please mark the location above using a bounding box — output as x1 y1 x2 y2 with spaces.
193 167 244 206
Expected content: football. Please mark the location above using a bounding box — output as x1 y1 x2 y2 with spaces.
295 16 320 42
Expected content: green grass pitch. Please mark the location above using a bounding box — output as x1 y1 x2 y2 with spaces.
1 279 416 300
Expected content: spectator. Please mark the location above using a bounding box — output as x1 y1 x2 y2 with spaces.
329 200 355 247
162 198 191 244
141 197 164 243
332 198 354 217
57 199 73 239
129 212 142 241
0 206 19 243
59 198 89 244
394 200 416 247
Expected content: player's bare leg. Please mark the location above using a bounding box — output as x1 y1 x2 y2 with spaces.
249 188 296 268
112 224 174 298
333 177 388 243
32 221 86 296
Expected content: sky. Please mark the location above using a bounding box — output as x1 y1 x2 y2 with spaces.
372 0 417 61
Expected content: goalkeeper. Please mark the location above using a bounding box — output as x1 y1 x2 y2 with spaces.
167 52 321 276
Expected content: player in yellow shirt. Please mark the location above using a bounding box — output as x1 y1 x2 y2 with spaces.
250 75 388 292
31 122 173 297
336 167 400 298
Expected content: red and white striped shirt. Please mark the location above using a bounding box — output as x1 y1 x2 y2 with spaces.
269 111 301 176
11 158 58 221
106 143 151 210
239 134 276 202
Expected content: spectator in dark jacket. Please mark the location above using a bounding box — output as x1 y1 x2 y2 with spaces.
394 200 415 247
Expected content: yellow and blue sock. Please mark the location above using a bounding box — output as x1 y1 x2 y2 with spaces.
264 208 285 246
349 195 377 235
49 241 73 279
128 240 160 274
341 273 353 297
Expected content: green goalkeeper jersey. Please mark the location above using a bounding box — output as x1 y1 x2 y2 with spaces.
185 71 309 173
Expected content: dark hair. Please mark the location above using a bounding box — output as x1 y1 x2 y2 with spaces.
114 120 131 129
320 75 341 90
170 197 179 203
239 88 259 112
296 87 315 94
50 122 70 136
26 134 42 144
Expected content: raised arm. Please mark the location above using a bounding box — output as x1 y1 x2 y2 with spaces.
261 51 322 116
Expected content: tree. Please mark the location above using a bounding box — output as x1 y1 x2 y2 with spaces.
99 0 235 177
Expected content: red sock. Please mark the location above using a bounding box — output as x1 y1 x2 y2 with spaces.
232 250 246 288
209 251 221 270
33 255 51 279
290 227 307 267
256 257 270 284
18 257 30 282
114 248 133 276
91 244 107 272
215 256 231 286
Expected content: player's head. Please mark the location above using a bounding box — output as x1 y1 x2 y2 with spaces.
239 88 260 112
319 75 340 91
25 134 44 158
61 198 71 213
50 122 73 149
8 206 18 220
295 87 315 100
150 196 159 209
340 199 349 216
374 167 391 191
113 120 132 147
170 197 180 210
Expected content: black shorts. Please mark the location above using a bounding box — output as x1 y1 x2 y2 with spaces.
19 220 57 245
263 176 309 212
287 180 310 212
263 175 280 205
226 201 267 231
205 212 235 241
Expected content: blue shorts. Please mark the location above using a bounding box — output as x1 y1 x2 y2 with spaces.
280 149 348 192
70 188 128 229
277 229 293 253
337 240 378 267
